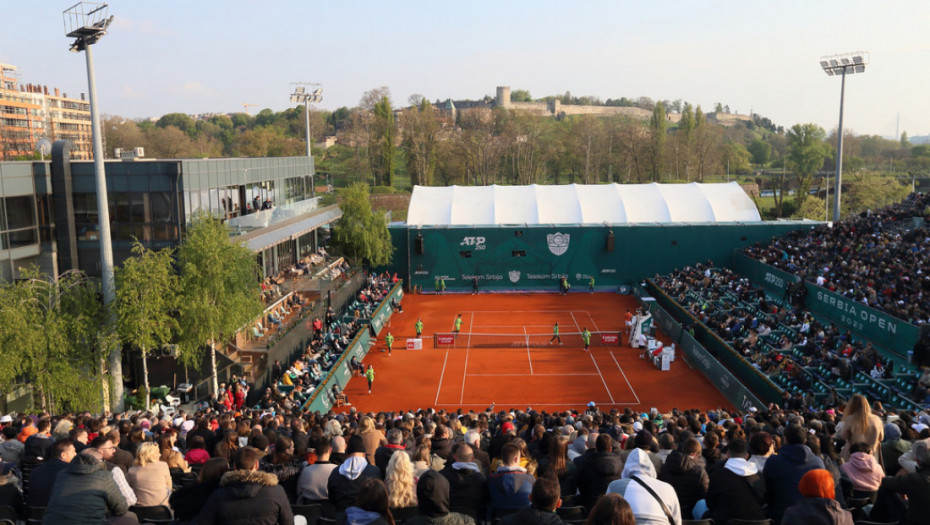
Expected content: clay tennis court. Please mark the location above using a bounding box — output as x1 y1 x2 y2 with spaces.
340 293 730 413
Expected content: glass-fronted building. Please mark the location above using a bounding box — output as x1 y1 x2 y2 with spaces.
0 140 340 281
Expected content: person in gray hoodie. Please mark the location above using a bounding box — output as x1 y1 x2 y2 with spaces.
328 435 382 512
606 448 682 525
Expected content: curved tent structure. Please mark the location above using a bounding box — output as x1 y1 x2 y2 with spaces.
405 182 761 226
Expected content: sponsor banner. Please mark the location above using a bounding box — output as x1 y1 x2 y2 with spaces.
732 253 800 298
650 304 683 342
806 284 917 357
436 334 455 345
406 338 423 350
601 333 619 345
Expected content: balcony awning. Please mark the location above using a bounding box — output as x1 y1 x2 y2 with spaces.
242 206 342 252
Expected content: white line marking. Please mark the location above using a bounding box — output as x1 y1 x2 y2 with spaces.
467 312 474 349
569 311 581 332
589 351 615 404
433 402 642 406
524 326 533 375
460 346 470 404
434 349 450 406
585 311 601 332
465 373 599 377
610 351 641 404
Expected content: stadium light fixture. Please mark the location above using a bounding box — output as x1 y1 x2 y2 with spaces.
290 82 323 158
820 51 869 222
64 1 120 409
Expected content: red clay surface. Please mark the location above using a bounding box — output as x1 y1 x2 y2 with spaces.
341 293 731 413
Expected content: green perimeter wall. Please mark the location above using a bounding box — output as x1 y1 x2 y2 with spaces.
388 222 810 292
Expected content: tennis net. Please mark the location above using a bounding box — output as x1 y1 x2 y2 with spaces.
432 331 622 349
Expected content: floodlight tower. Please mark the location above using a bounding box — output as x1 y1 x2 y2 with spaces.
290 83 323 157
820 52 868 222
64 2 120 409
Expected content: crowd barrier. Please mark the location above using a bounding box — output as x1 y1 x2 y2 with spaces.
733 253 918 359
646 279 785 406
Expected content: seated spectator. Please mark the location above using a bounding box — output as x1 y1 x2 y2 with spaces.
384 449 417 515
23 418 54 461
44 448 131 525
406 470 476 525
327 435 382 512
260 436 301 503
158 430 190 473
839 442 885 500
439 443 488 521
748 431 775 473
583 493 636 525
499 477 564 525
781 469 854 525
0 426 24 465
184 435 211 466
881 421 909 476
536 435 578 503
169 457 228 524
576 434 622 510
606 448 682 525
0 462 22 521
375 428 406 474
764 424 825 523
871 439 930 525
195 446 294 524
488 442 535 514
126 441 172 508
658 437 707 519
702 438 766 524
296 438 338 516
27 438 76 508
344 478 395 525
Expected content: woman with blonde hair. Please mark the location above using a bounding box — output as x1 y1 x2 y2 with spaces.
126 441 172 507
384 450 417 514
836 393 884 461
359 415 386 466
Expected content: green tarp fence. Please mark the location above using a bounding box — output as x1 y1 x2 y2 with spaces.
648 300 766 411
369 282 405 336
647 280 784 405
733 254 918 358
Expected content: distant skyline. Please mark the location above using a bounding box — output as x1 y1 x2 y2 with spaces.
2 1 928 138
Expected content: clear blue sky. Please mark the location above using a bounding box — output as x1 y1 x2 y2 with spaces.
2 1 927 138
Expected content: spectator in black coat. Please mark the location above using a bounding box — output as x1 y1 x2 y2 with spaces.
763 425 824 523
327 434 381 511
703 438 766 524
870 439 930 525
658 438 708 518
430 425 454 464
439 443 488 521
0 463 22 521
170 458 229 524
374 429 407 476
575 433 623 511
26 438 76 508
499 477 566 525
23 419 54 461
195 447 294 525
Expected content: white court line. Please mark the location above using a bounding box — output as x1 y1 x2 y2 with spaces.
466 373 599 377
588 351 615 404
434 349 450 406
461 312 474 405
610 351 641 405
584 311 601 332
477 325 554 328
524 326 533 375
569 311 582 333
434 402 641 406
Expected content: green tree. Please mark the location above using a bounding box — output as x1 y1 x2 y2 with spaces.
0 269 108 412
748 138 772 167
177 215 263 395
787 123 831 208
156 113 197 137
649 101 667 181
372 96 396 187
115 242 179 410
510 89 533 102
400 99 439 186
900 130 909 148
793 195 827 221
332 183 393 266
722 141 752 175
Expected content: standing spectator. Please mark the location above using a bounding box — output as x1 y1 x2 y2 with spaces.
126 442 172 508
781 469 854 525
328 435 382 512
836 394 884 461
43 448 131 525
583 493 636 525
439 443 488 521
763 425 824 523
576 434 622 510
606 448 682 525
27 438 76 508
702 438 766 525
195 446 294 525
406 470 475 525
487 443 535 514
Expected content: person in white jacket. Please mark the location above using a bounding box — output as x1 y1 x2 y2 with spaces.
606 448 682 525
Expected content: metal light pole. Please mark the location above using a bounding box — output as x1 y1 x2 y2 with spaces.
290 83 322 194
64 2 122 410
820 52 868 222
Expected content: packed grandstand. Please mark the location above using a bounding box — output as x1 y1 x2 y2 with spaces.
2 194 930 525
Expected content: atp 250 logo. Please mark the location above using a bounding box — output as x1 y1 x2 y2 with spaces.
460 236 487 250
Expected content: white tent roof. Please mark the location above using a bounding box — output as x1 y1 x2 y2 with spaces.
406 182 761 226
